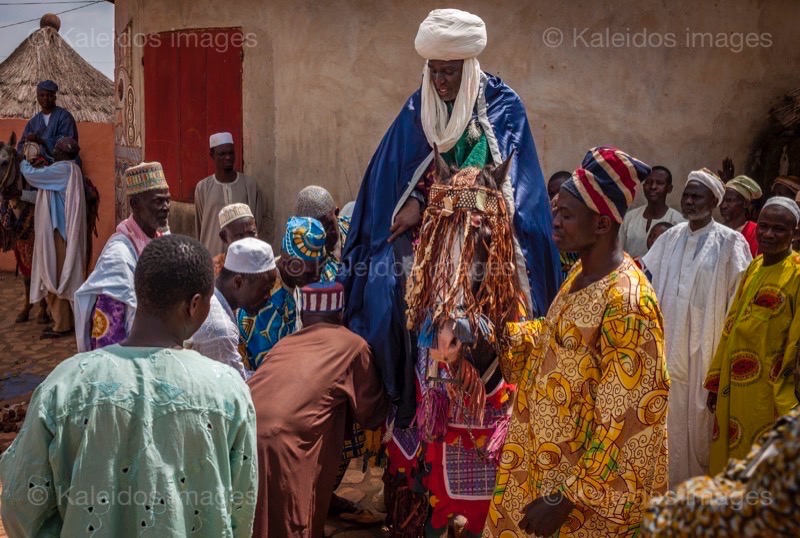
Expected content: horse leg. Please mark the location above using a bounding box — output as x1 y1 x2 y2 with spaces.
36 298 50 325
15 276 33 323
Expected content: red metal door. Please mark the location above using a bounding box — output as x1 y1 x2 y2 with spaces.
143 29 244 202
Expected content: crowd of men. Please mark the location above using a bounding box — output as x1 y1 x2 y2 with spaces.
1 7 799 538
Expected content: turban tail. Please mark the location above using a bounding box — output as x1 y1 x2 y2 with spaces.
420 59 482 153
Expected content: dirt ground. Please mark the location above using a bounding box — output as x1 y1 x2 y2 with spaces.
0 271 387 536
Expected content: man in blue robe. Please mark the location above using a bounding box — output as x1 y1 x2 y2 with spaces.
17 80 79 163
339 8 562 427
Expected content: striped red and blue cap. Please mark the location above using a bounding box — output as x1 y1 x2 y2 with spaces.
562 146 651 224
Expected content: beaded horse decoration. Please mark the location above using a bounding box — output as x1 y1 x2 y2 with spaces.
404 145 521 449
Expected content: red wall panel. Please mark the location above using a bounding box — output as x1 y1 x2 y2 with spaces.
143 29 243 203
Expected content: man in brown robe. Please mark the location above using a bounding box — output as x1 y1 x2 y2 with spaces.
248 281 389 537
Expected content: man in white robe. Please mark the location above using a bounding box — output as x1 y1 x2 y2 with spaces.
21 137 86 338
642 169 752 487
73 162 170 351
194 132 264 256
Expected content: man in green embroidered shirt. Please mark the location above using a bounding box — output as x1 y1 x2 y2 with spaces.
0 235 257 537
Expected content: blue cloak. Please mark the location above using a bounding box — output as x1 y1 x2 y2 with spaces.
339 73 562 426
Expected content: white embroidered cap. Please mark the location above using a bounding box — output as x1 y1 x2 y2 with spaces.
218 203 254 229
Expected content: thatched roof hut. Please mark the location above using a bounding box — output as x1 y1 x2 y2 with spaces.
0 14 114 123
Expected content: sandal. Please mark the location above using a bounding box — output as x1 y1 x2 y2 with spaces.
40 328 72 340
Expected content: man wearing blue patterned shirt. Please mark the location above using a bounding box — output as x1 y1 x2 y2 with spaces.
237 216 325 370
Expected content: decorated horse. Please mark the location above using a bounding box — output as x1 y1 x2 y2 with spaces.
0 132 47 323
383 146 524 537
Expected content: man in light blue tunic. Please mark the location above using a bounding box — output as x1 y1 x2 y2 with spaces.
0 235 257 537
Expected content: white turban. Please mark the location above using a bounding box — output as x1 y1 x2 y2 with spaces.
762 196 800 225
414 9 486 61
687 169 725 206
416 9 487 153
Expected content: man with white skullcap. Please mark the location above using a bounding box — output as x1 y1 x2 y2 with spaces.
194 132 264 257
643 168 752 486
703 195 800 477
188 237 277 380
341 5 560 433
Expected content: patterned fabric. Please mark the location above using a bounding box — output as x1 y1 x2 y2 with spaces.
484 256 669 537
124 161 168 196
12 238 34 277
238 272 298 371
1 195 36 277
0 346 256 537
334 422 367 488
282 216 326 261
562 147 651 224
90 294 128 350
0 199 35 241
320 215 351 283
642 220 752 486
642 405 800 536
386 348 515 537
300 281 344 312
559 250 580 281
704 253 800 474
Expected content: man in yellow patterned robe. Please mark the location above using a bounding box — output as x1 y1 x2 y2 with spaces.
484 147 670 537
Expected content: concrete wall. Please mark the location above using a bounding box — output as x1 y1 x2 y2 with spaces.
0 120 116 273
118 0 800 242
